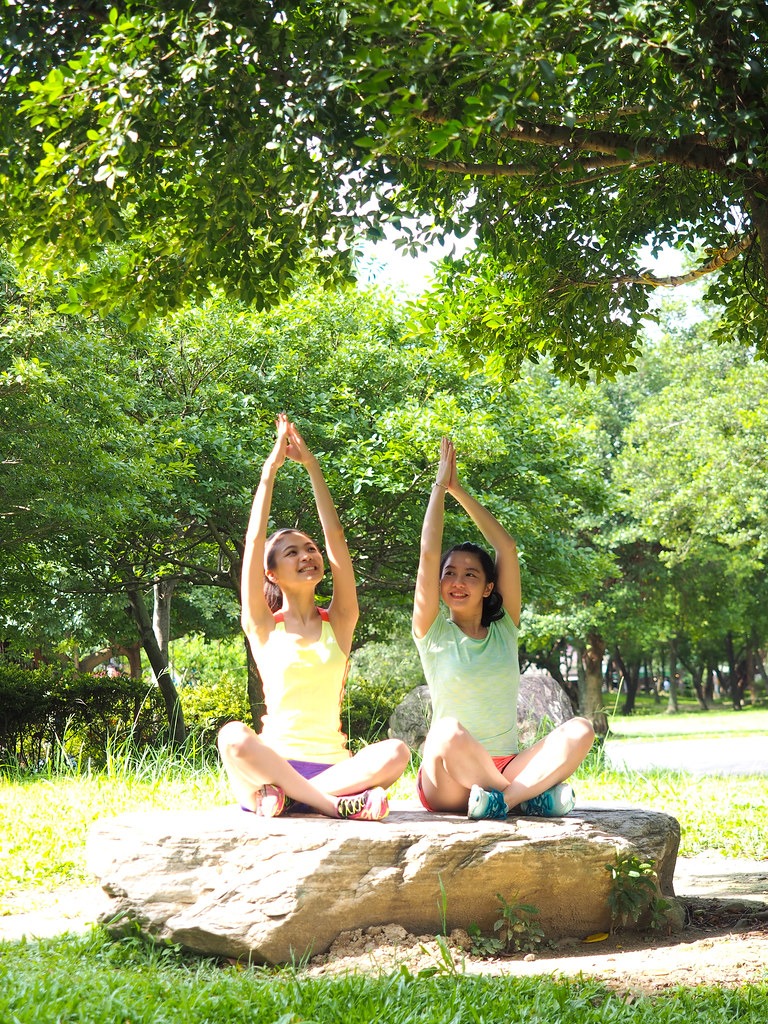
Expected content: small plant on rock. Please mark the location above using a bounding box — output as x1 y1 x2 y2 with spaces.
469 893 546 957
606 853 669 931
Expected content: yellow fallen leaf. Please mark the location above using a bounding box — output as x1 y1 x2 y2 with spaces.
583 932 610 942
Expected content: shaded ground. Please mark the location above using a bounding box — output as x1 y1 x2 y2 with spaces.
305 896 768 996
1 855 767 995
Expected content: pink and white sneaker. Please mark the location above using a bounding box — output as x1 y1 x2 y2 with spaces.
336 787 389 821
243 785 291 817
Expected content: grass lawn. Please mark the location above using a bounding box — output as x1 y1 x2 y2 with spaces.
1 709 766 1023
2 930 767 1024
606 695 768 741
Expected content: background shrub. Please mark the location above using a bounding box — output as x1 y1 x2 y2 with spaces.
342 637 423 751
172 635 250 743
0 659 163 770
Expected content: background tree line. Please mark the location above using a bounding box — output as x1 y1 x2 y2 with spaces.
2 258 767 754
1 2 767 754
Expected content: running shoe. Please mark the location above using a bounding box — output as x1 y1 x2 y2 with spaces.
336 787 389 821
245 784 291 817
467 784 508 820
518 782 575 817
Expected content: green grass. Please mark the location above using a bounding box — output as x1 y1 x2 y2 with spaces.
0 929 766 1024
1 722 767 1021
0 742 230 906
574 764 767 859
607 701 768 741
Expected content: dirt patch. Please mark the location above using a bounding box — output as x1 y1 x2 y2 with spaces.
304 899 768 995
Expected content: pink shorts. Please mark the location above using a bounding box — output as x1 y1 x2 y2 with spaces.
416 754 518 813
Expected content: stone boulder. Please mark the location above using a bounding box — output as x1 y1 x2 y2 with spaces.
87 804 681 965
388 668 574 752
516 667 575 747
387 685 432 752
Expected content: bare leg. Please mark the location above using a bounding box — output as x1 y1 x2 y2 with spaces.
217 721 340 816
500 717 595 809
309 739 411 796
419 717 509 812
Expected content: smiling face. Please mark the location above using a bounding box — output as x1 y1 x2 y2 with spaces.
439 550 494 615
265 530 325 590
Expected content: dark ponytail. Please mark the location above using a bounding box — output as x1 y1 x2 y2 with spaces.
263 577 283 613
263 528 294 613
440 542 505 627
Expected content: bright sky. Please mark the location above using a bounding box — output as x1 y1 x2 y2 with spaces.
358 231 688 298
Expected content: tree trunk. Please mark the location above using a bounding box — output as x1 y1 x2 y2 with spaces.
75 646 114 673
117 641 143 680
733 659 747 711
245 635 265 733
618 652 639 715
705 661 716 703
535 651 579 715
153 580 174 662
642 659 651 694
690 664 708 710
666 639 679 714
126 584 186 745
754 648 768 689
747 631 759 705
724 631 737 704
579 632 608 735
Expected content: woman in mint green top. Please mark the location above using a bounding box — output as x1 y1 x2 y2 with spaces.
412 437 594 820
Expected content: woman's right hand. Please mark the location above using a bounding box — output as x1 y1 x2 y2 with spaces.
266 413 292 470
284 420 314 466
436 436 457 491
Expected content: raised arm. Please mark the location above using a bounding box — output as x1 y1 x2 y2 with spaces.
284 421 359 654
240 414 291 643
446 452 521 627
412 436 454 639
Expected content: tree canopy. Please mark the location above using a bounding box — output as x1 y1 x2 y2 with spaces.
2 1 767 378
2 264 607 661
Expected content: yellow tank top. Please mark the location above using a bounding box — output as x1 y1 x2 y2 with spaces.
257 609 350 763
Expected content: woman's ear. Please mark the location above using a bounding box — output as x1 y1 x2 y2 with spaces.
483 580 494 598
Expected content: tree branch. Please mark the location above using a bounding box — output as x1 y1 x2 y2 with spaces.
556 231 757 291
417 112 729 175
417 154 653 177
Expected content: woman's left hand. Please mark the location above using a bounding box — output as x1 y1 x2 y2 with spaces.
285 421 313 464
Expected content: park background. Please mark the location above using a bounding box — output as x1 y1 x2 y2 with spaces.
1 2 767 1021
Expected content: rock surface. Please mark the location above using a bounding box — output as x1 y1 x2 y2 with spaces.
87 803 681 965
388 669 574 753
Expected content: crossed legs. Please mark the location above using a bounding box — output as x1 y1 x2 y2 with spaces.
217 720 410 817
419 716 595 814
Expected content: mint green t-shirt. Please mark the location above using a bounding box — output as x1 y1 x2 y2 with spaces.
414 611 520 756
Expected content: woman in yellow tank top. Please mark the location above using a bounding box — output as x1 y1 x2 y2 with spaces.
217 414 409 820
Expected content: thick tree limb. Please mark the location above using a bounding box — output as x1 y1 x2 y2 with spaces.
556 231 757 291
417 154 653 176
418 112 729 174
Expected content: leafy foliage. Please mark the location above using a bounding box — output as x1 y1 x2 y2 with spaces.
2 3 767 375
0 659 162 768
343 637 422 750
469 893 547 956
2 268 608 660
606 853 666 932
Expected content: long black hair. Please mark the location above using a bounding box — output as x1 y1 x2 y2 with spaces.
440 541 504 627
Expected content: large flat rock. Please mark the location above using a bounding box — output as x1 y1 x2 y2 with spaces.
86 803 681 964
